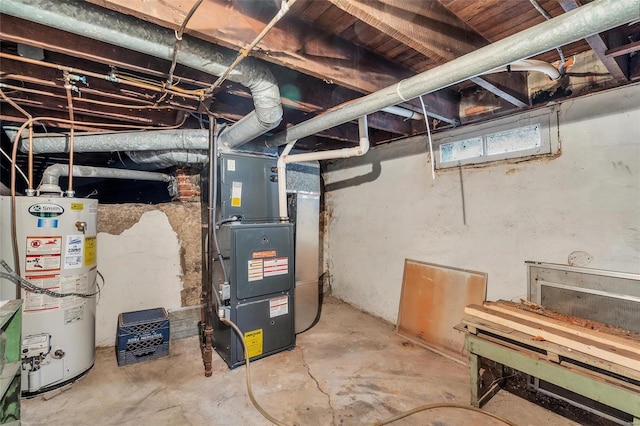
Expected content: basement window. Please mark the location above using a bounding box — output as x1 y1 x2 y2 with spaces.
436 109 558 169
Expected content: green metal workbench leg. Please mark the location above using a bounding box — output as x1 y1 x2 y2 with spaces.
470 351 480 407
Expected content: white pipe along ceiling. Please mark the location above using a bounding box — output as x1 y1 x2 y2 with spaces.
265 0 639 148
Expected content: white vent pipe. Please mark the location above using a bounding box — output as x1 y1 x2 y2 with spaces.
266 0 638 148
39 164 175 195
277 116 369 218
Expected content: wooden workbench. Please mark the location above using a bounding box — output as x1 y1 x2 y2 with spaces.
459 302 640 425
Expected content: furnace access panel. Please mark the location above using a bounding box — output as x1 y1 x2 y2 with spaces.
213 222 295 369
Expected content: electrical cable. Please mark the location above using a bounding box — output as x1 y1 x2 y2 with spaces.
167 0 205 88
211 127 229 287
0 146 28 184
419 96 436 180
215 215 241 227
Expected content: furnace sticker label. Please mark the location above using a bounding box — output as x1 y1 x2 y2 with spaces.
24 273 61 312
269 296 288 318
248 259 264 282
64 235 84 269
244 329 263 358
252 250 277 259
264 257 288 277
84 236 97 266
227 159 236 171
231 181 242 207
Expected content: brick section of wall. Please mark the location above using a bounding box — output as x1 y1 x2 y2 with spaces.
174 167 201 203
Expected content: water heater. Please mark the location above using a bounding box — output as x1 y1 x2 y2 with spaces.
0 195 98 395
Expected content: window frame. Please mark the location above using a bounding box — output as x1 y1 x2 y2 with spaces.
434 107 559 169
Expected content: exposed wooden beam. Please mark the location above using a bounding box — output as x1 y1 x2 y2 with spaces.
469 75 529 108
605 40 640 58
86 0 460 123
0 15 424 139
328 0 485 64
558 0 629 82
327 0 530 108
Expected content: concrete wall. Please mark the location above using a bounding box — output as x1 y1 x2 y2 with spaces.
323 83 640 324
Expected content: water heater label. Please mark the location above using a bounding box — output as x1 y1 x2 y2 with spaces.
64 235 84 269
84 236 97 266
37 218 58 228
24 274 60 312
28 203 64 218
64 305 84 324
27 236 62 255
70 202 84 211
269 296 288 318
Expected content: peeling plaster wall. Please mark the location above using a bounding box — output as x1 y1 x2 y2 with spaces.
324 83 640 324
96 202 201 346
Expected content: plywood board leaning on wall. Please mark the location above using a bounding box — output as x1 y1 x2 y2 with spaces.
396 259 487 363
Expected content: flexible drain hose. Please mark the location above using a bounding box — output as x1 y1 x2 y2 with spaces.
223 317 517 426
373 403 517 425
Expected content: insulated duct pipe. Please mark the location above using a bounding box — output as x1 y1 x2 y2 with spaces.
6 128 209 154
266 0 638 147
0 0 283 149
126 150 209 167
277 116 369 218
39 164 175 195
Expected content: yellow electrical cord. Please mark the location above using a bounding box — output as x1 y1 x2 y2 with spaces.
224 318 517 426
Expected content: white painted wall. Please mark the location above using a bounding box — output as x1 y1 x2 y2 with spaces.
324 83 640 324
95 210 182 346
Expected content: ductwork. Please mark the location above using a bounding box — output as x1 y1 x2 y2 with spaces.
39 164 175 195
266 0 639 147
6 128 209 154
0 0 283 149
126 150 209 167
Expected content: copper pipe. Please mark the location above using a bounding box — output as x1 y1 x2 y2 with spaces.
0 82 181 110
0 52 204 100
64 75 75 195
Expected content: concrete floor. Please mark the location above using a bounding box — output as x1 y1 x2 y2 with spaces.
21 297 578 425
